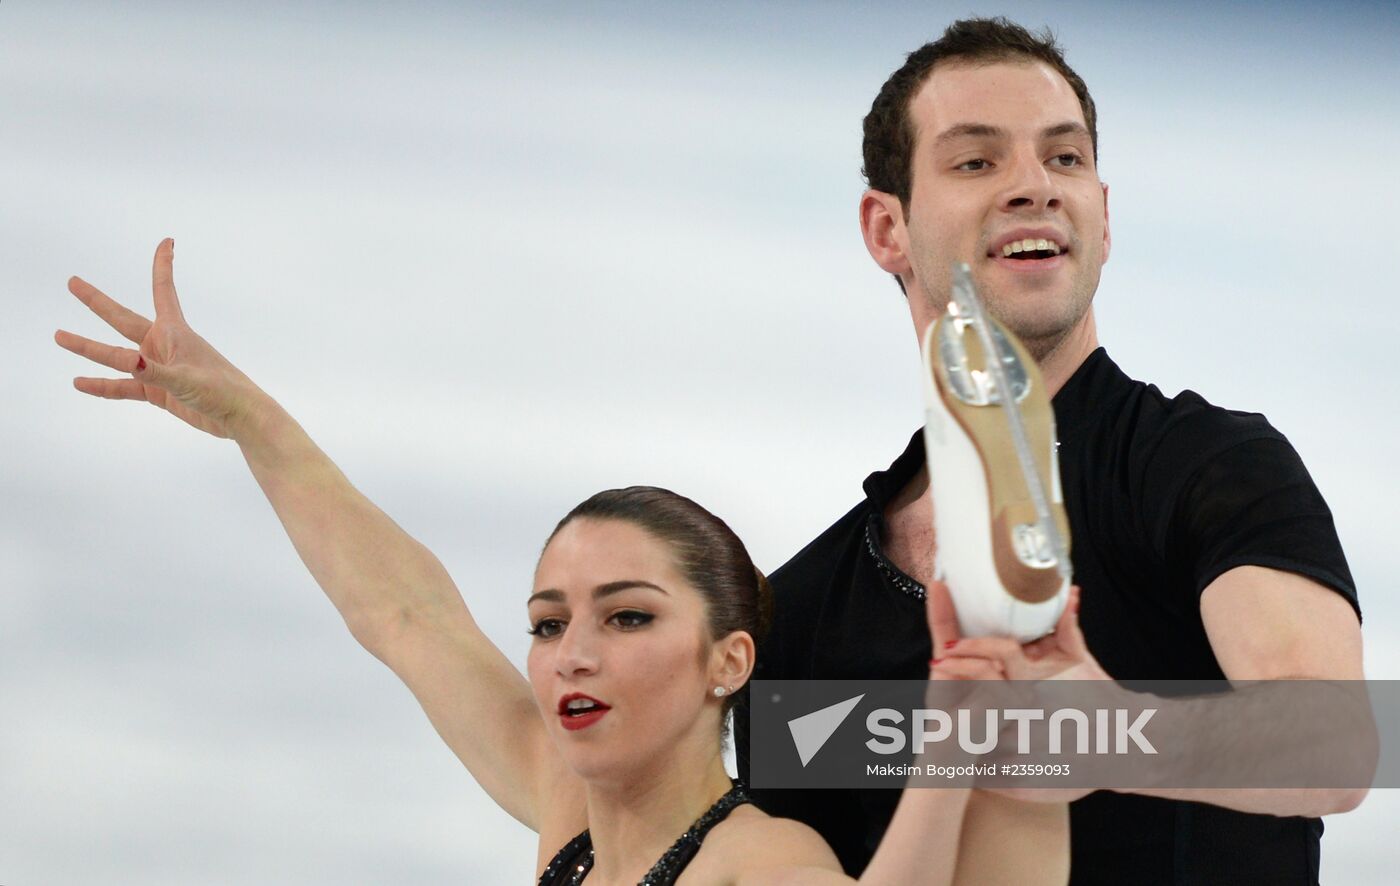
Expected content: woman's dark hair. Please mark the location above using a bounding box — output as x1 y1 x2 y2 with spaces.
544 485 773 720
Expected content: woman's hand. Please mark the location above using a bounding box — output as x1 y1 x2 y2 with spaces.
55 238 275 442
927 583 1107 805
928 583 1110 682
924 576 1007 681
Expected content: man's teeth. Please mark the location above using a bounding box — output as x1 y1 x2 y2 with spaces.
1001 238 1062 257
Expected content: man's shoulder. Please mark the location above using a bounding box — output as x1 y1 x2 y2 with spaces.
1072 352 1287 456
764 429 926 597
768 497 871 592
755 498 872 667
1125 384 1293 487
1096 376 1318 557
1142 383 1282 441
1092 370 1291 476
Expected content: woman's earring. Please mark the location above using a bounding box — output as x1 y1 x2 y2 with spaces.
713 686 727 697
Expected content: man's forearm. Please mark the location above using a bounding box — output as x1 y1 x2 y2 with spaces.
1092 680 1376 817
974 678 1377 818
1114 786 1367 817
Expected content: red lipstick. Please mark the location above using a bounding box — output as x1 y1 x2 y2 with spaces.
557 692 611 732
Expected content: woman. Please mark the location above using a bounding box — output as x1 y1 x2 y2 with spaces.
55 239 1097 884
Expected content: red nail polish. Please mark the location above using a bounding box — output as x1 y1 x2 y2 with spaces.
136 356 146 371
945 640 958 649
929 658 943 666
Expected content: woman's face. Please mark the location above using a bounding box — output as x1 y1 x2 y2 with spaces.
526 518 722 781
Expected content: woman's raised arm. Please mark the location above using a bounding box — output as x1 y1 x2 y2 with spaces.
55 239 576 831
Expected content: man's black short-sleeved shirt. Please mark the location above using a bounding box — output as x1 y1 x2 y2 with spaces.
736 348 1358 885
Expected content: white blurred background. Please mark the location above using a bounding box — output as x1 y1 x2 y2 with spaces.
4 1 1398 883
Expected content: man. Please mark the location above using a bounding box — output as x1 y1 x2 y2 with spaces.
735 17 1364 885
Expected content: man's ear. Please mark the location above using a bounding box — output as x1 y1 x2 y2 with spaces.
860 189 912 278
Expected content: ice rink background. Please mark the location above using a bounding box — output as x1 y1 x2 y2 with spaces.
4 1 1398 882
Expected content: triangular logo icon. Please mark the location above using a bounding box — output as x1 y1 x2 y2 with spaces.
787 694 865 767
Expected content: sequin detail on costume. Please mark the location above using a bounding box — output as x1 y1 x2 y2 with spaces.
537 781 750 885
865 515 927 601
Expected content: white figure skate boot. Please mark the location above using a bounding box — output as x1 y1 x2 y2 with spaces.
922 263 1072 642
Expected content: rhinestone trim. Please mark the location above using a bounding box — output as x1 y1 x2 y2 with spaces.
864 515 926 601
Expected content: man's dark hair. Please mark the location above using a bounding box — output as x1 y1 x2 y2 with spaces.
862 17 1099 213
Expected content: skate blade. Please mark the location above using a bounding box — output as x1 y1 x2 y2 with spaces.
929 297 1070 604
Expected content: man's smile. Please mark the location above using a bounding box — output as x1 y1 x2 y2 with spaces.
985 227 1071 274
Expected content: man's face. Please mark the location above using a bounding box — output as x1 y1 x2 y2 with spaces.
900 60 1110 354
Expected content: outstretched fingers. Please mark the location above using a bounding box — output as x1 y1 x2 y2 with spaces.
56 327 180 405
151 238 184 321
73 376 150 401
67 276 152 344
54 329 144 374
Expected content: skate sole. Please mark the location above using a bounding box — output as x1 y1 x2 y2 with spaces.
928 314 1070 604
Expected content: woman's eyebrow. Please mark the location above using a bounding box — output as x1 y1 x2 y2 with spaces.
527 580 669 606
593 580 669 598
